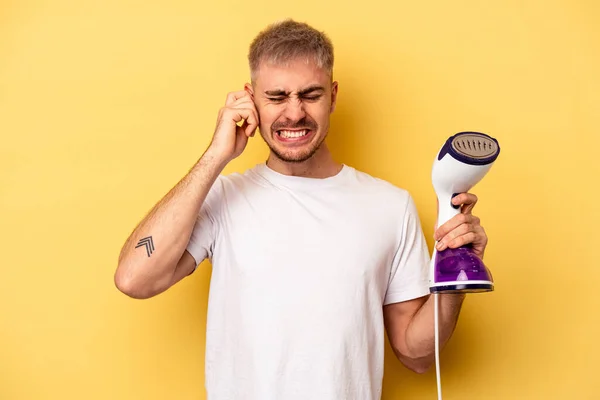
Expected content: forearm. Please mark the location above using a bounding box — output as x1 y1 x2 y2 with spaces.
404 293 465 369
115 149 226 297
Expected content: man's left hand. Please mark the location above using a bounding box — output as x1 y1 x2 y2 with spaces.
433 193 488 258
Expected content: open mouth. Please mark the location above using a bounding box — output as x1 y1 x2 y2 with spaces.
275 129 313 142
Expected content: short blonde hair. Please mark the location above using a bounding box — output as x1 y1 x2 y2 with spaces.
248 19 334 82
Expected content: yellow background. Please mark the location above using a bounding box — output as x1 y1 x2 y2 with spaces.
2 0 599 399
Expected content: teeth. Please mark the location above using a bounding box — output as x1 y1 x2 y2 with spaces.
279 130 308 139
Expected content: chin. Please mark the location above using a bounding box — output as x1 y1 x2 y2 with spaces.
271 147 318 163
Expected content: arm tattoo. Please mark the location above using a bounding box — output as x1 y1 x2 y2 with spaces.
135 236 155 257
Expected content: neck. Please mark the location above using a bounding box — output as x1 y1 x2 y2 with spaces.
266 143 342 178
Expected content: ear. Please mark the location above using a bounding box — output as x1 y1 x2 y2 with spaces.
330 81 339 113
244 83 254 99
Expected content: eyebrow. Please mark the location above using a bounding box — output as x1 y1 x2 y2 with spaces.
264 85 326 97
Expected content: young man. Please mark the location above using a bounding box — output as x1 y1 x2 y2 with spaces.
115 19 489 400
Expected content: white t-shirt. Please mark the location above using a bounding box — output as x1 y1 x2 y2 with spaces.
186 163 431 400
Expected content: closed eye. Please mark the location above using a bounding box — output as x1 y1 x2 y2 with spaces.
267 95 322 102
301 95 322 101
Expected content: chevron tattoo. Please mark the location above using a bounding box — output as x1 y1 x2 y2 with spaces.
135 236 155 257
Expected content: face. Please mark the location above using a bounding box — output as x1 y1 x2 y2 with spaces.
246 58 338 163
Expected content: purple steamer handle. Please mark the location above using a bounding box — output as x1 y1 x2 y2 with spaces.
433 246 494 293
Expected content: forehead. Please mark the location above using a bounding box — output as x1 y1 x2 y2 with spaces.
253 58 330 90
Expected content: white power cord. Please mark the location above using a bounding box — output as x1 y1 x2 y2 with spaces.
434 292 442 400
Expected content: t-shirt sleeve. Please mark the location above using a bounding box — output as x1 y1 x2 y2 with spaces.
185 176 224 271
384 194 431 305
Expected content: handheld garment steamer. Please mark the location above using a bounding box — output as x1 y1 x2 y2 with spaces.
430 131 500 400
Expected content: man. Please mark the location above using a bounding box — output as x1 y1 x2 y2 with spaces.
115 19 489 399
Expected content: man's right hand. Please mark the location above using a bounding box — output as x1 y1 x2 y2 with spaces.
207 90 259 164
115 90 260 299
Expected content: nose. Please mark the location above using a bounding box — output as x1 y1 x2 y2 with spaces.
282 98 306 122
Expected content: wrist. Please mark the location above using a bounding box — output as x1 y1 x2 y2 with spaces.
437 292 466 305
201 147 230 171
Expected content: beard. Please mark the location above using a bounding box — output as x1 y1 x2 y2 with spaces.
261 116 327 163
267 133 327 163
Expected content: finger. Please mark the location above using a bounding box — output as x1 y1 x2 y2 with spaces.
234 123 249 151
435 213 480 242
225 90 250 106
229 107 259 136
450 225 487 250
473 224 487 245
224 106 255 123
239 118 258 137
228 97 258 124
245 109 259 137
443 232 478 250
434 213 471 241
230 94 255 108
438 224 487 253
236 120 250 140
435 221 473 251
223 107 249 127
246 121 258 137
451 193 478 214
